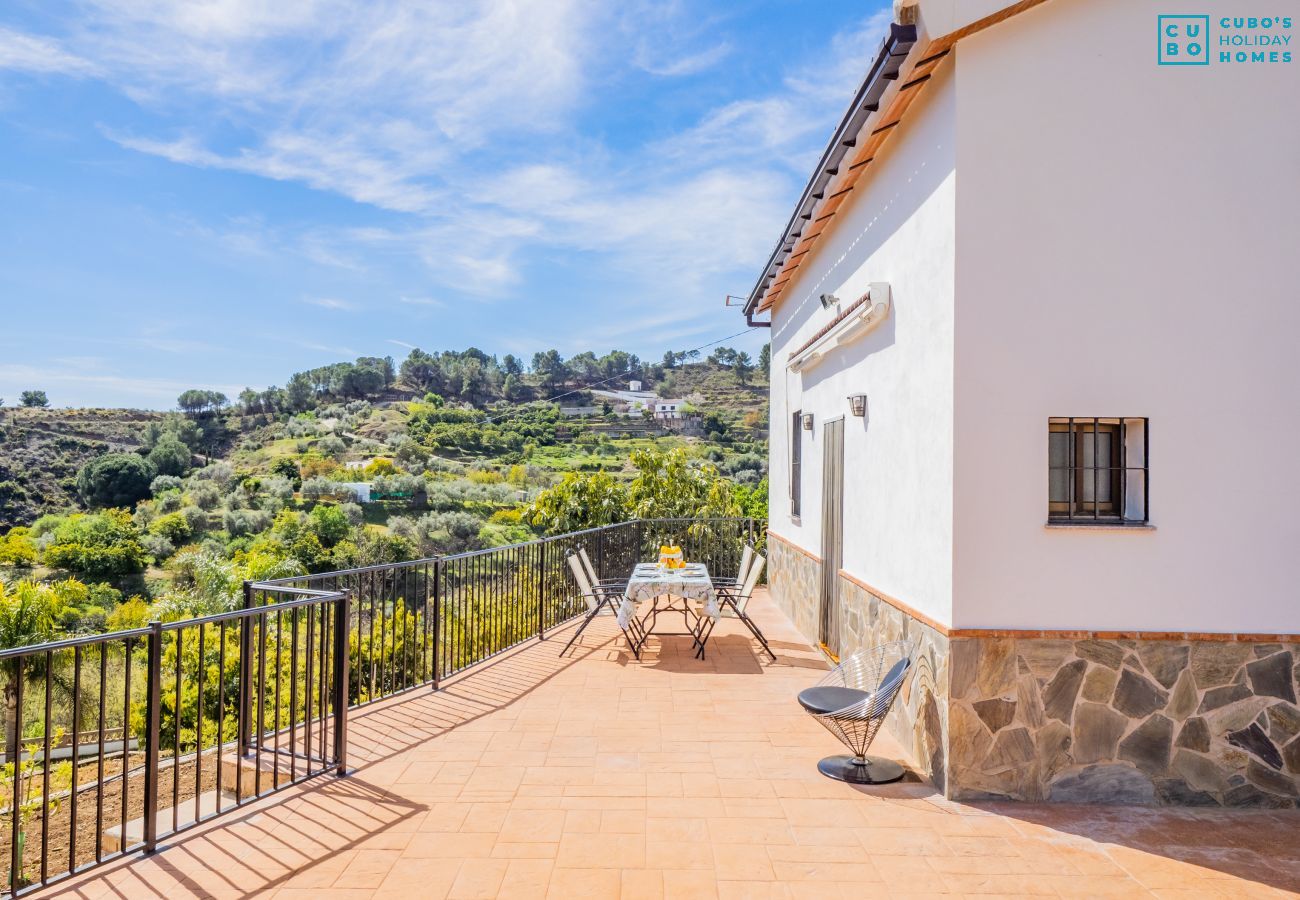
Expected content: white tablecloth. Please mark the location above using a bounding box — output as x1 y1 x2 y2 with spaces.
620 562 718 628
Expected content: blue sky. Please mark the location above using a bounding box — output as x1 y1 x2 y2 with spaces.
0 0 891 409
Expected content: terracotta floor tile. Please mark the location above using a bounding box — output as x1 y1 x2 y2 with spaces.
662 869 720 899
498 858 554 900
376 857 462 893
547 866 621 899
713 844 775 881
499 808 568 843
717 882 795 900
621 868 665 900
403 831 497 859
492 841 561 860
447 858 510 899
556 832 647 869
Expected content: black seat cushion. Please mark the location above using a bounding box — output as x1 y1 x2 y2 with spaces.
797 685 873 715
879 658 910 691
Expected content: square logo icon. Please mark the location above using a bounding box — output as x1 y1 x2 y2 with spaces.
1158 15 1210 65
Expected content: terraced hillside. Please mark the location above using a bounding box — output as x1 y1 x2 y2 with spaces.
0 408 164 528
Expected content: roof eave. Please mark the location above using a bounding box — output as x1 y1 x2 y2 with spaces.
742 22 918 319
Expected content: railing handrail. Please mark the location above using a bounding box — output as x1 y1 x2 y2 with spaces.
0 587 347 663
0 516 758 660
257 516 757 583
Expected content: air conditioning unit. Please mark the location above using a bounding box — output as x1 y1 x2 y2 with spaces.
787 283 891 373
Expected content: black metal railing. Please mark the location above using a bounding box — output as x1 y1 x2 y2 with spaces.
0 516 759 894
262 517 759 704
0 584 348 896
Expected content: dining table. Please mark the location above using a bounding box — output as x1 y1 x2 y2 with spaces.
618 562 720 654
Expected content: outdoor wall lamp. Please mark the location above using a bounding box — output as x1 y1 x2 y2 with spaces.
801 413 814 431
848 394 867 417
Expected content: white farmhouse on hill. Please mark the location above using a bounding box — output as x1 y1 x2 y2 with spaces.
653 400 686 421
743 0 1299 805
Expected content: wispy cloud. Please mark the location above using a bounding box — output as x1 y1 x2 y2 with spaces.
0 26 98 76
292 339 359 357
634 41 730 76
386 338 418 350
397 296 444 308
55 0 886 293
303 297 356 311
0 362 237 406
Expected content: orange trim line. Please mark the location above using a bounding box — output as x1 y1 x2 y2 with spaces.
771 534 1299 644
836 568 951 637
767 530 822 564
947 629 1300 643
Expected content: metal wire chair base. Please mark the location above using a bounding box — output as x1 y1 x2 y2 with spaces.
816 754 906 785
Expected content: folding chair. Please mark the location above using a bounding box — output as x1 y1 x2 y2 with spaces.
577 546 630 597
560 550 646 659
709 543 755 595
693 553 772 660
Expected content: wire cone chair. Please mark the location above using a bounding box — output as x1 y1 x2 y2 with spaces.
798 640 913 784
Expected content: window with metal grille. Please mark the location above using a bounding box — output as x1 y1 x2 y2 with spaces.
1049 418 1149 524
791 410 803 518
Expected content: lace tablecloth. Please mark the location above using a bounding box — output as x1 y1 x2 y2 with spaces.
620 562 718 627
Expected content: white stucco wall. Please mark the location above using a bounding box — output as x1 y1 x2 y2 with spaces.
768 60 958 629
951 0 1300 631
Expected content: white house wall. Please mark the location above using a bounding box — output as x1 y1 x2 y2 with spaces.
951 0 1300 632
768 59 958 629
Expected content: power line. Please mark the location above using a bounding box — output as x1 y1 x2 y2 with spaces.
477 327 764 423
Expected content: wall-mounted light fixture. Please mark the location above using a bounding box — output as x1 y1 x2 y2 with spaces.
818 293 840 310
801 413 814 431
848 394 867 417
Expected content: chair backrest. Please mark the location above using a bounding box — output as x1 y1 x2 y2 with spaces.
732 553 765 614
865 655 912 718
565 551 598 612
734 543 755 585
577 546 600 586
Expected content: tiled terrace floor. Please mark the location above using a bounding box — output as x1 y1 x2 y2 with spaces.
47 590 1300 899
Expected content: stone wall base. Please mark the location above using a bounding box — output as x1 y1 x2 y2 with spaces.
767 535 1300 807
949 636 1300 806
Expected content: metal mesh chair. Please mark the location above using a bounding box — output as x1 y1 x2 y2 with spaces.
798 641 913 784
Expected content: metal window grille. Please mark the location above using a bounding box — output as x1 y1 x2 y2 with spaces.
1048 417 1149 524
791 410 803 518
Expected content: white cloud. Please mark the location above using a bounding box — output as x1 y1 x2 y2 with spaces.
10 1 899 335
303 297 356 311
386 339 418 350
292 339 359 357
0 27 98 76
634 41 731 76
0 362 237 407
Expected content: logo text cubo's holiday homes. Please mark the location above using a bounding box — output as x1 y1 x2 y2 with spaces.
1159 15 1292 66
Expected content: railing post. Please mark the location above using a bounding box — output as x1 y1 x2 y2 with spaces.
537 542 547 640
143 620 162 853
332 590 350 776
9 655 22 894
596 527 606 581
238 581 253 757
430 560 441 691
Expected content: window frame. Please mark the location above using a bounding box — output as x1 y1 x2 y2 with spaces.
1047 417 1149 525
790 409 803 520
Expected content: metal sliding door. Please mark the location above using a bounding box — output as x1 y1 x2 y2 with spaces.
819 418 845 658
